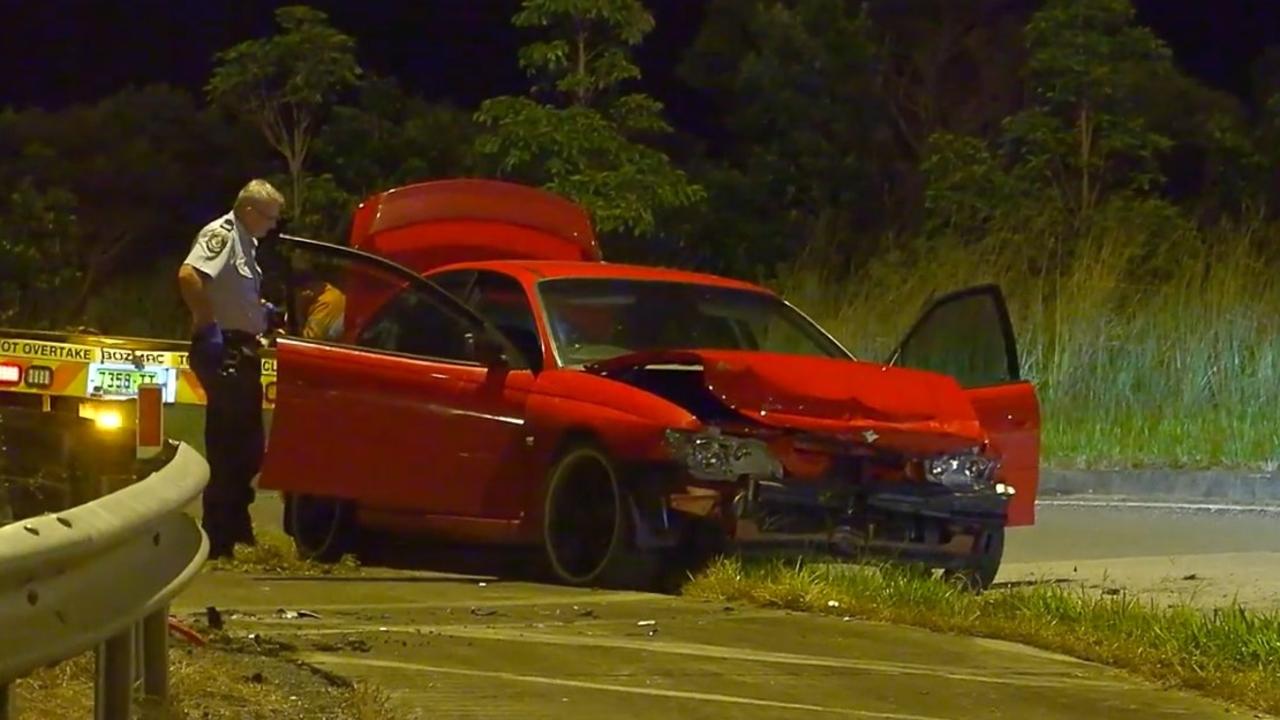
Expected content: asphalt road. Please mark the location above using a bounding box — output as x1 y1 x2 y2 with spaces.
1000 498 1280 608
168 493 1275 719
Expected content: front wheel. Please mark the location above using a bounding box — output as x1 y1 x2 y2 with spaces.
944 526 1005 592
283 492 355 563
540 444 662 591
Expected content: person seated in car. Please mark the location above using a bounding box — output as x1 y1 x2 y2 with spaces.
294 274 346 341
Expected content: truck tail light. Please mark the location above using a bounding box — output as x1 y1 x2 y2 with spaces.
0 362 21 386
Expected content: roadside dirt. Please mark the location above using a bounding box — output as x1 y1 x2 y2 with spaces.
11 624 392 720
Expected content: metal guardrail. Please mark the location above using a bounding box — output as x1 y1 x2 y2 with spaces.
0 441 209 719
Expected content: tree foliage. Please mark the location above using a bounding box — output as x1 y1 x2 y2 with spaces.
475 0 703 242
1002 0 1177 215
207 5 361 223
303 77 482 241
678 0 899 273
921 0 1199 236
0 85 262 324
0 180 81 329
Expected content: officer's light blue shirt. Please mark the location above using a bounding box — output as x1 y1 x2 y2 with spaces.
183 212 265 335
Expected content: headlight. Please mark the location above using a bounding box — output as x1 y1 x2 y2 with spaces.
664 428 782 482
924 451 997 491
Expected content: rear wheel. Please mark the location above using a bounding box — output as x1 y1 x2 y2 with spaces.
541 444 662 590
284 492 355 563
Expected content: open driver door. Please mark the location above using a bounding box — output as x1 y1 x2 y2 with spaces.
886 284 1041 526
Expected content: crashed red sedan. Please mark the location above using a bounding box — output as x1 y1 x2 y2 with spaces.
258 179 1040 591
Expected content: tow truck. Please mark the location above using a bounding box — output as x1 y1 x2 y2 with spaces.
0 328 277 428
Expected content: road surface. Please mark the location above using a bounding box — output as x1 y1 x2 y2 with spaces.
168 493 1275 718
1000 498 1280 608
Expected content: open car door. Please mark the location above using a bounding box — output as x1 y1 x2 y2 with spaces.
257 235 528 515
886 284 1041 526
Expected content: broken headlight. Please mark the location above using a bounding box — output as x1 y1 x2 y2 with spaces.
664 428 783 482
923 451 1000 491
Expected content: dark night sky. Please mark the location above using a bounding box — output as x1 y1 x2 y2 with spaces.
1 0 1279 132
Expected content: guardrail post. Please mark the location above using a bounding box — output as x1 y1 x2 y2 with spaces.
141 607 169 700
95 630 133 720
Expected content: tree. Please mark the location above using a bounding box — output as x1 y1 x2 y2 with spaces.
474 0 704 243
1001 0 1176 216
0 85 264 326
678 0 899 270
868 0 1035 157
0 180 82 329
206 5 361 222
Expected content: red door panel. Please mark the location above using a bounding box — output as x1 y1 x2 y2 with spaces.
964 381 1041 526
260 339 464 512
443 366 535 519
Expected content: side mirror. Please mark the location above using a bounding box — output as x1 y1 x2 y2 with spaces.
465 331 508 367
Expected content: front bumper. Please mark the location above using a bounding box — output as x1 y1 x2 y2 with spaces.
624 458 1009 569
719 476 1008 567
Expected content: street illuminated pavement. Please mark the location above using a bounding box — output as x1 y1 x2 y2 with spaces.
170 493 1268 719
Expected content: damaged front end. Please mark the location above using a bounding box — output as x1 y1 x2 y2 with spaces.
587 349 1018 575
662 423 1016 572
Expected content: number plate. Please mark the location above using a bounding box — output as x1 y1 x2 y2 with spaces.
87 363 176 401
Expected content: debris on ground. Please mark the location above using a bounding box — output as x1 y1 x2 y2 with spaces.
274 608 322 620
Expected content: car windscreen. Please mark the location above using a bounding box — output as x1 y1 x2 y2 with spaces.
535 277 851 366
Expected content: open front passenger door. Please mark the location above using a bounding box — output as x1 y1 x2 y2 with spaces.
886 284 1041 526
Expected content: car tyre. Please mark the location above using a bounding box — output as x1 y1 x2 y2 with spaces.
945 525 1004 592
284 492 354 564
541 444 662 591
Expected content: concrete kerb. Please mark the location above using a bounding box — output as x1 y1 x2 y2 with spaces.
1040 467 1280 504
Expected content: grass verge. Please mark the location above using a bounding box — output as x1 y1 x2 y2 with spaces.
11 636 395 719
683 554 1280 717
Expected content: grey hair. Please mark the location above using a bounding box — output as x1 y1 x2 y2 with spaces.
235 179 285 209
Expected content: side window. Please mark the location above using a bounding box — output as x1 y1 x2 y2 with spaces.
890 285 1019 388
270 237 482 364
357 288 477 362
428 269 477 304
471 271 543 369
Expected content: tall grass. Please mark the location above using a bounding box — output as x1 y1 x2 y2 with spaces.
774 199 1280 469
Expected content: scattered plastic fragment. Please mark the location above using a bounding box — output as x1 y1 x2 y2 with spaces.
274 608 322 620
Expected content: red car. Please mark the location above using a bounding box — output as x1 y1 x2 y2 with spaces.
258 179 1040 591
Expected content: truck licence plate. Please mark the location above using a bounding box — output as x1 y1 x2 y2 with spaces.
87 363 175 400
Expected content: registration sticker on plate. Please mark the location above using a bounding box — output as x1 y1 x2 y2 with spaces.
87 363 177 402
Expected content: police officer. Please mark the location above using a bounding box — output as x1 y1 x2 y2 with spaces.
177 179 284 559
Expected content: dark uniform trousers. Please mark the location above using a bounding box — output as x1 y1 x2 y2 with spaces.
190 329 263 557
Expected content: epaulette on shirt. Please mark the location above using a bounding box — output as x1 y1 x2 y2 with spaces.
199 218 234 255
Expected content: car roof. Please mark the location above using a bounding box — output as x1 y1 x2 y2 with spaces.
429 259 776 295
